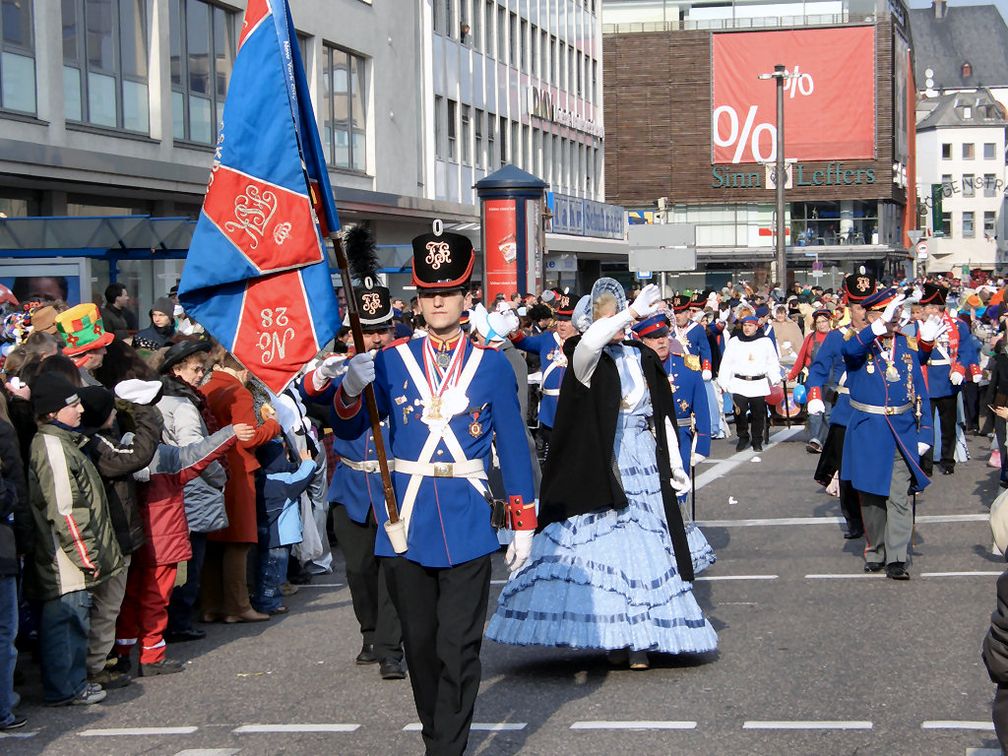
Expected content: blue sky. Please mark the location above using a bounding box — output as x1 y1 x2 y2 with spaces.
909 0 1008 22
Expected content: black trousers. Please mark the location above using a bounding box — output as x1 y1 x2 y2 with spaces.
839 479 863 534
536 424 552 465
962 380 980 432
384 554 492 756
330 505 402 660
932 394 959 471
732 394 766 448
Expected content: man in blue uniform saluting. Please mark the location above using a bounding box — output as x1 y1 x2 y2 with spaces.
328 228 536 756
842 288 932 581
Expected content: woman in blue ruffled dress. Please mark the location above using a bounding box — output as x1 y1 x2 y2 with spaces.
486 280 718 670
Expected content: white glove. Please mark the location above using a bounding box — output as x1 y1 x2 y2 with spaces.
973 373 982 384
630 284 662 320
807 398 826 415
701 369 712 381
690 453 705 467
670 467 690 493
718 307 730 323
917 442 931 456
950 371 964 386
917 315 948 342
505 529 534 573
881 294 906 324
316 354 344 380
342 352 375 398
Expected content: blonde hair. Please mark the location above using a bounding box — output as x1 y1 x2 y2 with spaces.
592 292 618 321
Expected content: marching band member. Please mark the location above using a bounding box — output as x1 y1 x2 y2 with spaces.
718 315 781 453
487 280 716 671
328 229 535 756
841 289 932 580
788 308 835 454
671 294 713 380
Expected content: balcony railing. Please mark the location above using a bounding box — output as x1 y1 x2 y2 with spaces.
602 12 871 34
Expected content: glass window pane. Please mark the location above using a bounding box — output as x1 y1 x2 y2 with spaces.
1 51 34 113
122 79 147 132
62 0 79 64
172 89 184 140
334 129 349 169
322 48 332 163
169 0 181 87
352 130 365 172
213 6 233 101
87 70 117 126
189 94 211 143
349 53 364 131
63 65 82 120
186 0 209 95
85 0 116 73
2 0 32 49
118 0 146 78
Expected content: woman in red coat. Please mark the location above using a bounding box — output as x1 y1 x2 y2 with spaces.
199 352 280 623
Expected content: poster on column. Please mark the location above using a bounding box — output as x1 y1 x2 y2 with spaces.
484 199 518 304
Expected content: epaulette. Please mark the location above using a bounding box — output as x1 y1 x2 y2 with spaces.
684 354 701 371
382 337 411 351
905 335 918 352
844 329 855 341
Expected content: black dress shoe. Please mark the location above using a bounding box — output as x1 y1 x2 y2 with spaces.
844 529 865 540
379 657 406 680
886 562 910 580
736 436 750 452
864 561 884 573
752 443 763 452
941 466 955 475
356 643 378 665
166 628 206 643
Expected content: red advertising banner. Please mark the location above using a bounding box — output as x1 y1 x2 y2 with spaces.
712 27 875 164
483 199 518 304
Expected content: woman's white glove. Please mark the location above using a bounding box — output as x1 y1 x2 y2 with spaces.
806 398 826 415
342 353 375 398
917 441 931 456
917 314 948 342
629 284 662 320
670 467 691 493
505 529 534 573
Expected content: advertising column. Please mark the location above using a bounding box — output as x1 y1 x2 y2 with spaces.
484 199 519 304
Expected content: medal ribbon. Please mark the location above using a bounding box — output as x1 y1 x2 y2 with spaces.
422 334 466 398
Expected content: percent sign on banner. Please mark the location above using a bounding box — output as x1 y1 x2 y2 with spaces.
711 27 876 165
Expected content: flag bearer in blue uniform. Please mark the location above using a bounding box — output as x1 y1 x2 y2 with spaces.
511 289 577 460
329 229 536 756
918 282 980 475
841 289 932 580
807 268 876 540
302 277 405 680
670 294 714 379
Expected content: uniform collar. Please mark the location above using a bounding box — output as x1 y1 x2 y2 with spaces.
428 329 464 351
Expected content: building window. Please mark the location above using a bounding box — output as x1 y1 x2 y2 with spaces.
963 143 975 159
521 124 529 170
962 210 975 237
323 45 367 172
520 19 527 71
496 5 505 62
474 108 483 168
169 0 236 144
985 173 998 198
985 210 997 235
558 41 566 90
460 104 471 164
1 0 35 114
434 95 445 158
63 0 151 133
487 111 495 165
499 115 507 164
469 0 479 51
510 119 518 168
940 211 952 237
508 12 516 67
540 30 548 81
963 174 975 197
576 52 583 96
591 59 597 102
446 99 457 161
434 0 450 36
485 0 494 55
941 143 952 159
985 142 997 160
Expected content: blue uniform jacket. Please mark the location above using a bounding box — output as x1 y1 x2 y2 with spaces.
840 325 932 497
330 337 535 568
806 328 852 427
921 318 979 399
673 321 713 371
513 331 566 428
663 353 711 469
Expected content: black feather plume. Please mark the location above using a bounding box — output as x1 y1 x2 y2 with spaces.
343 224 379 284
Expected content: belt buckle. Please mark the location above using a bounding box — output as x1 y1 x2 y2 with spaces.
885 406 895 416
432 462 452 478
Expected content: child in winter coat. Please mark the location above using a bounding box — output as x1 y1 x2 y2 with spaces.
252 437 316 615
113 383 254 677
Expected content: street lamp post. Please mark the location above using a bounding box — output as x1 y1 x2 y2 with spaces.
759 64 789 291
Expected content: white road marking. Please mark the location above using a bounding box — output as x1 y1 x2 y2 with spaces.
80 727 199 736
922 721 995 731
0 730 39 739
570 721 697 730
404 723 526 732
805 573 883 579
695 575 778 581
174 750 241 756
699 513 987 527
743 720 872 730
921 571 1003 578
297 583 344 588
232 724 360 733
490 579 508 585
693 427 804 490
965 748 1002 756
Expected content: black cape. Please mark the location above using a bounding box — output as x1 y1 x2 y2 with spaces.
538 336 695 583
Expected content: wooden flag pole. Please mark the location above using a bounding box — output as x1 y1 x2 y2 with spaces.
329 232 400 526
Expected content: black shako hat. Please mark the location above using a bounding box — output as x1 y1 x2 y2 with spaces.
920 282 948 306
843 265 877 304
553 289 578 319
351 280 393 329
411 230 475 290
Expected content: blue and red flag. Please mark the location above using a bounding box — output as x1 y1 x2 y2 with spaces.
178 0 340 393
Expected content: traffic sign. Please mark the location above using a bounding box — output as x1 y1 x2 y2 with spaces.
916 240 928 260
637 271 653 280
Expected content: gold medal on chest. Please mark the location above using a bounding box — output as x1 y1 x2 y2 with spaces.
866 361 875 374
469 421 482 438
886 364 900 382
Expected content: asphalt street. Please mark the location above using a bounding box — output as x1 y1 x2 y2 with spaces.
3 423 1006 756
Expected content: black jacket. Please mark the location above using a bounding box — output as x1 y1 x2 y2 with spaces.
538 337 694 583
0 418 25 576
987 350 1008 409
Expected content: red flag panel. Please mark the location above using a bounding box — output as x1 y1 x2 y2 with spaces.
240 0 271 50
